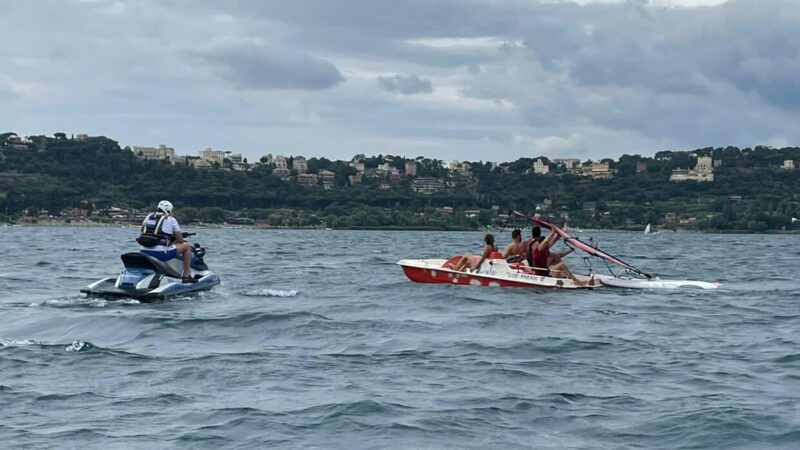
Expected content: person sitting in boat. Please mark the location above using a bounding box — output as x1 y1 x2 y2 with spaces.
502 229 525 263
450 234 496 272
526 226 587 286
136 200 195 283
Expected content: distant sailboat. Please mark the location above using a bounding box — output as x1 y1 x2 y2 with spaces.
644 223 651 234
793 217 799 223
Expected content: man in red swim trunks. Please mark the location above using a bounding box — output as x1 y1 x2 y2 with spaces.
526 225 587 286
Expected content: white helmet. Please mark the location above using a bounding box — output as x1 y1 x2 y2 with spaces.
157 200 173 214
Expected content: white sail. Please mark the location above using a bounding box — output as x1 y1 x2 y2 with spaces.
644 223 651 234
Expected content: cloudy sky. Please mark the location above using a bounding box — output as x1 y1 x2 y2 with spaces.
1 0 798 162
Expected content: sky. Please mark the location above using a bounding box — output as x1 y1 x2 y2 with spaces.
1 0 799 163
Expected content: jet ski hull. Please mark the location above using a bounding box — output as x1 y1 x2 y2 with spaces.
81 273 219 303
81 273 220 302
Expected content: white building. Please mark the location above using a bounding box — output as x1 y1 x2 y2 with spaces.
552 158 581 169
670 156 715 182
377 162 391 173
275 155 288 170
449 160 471 175
533 158 550 175
579 162 614 179
782 159 796 170
133 144 175 161
199 148 226 164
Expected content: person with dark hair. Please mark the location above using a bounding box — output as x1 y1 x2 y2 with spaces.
451 233 496 272
527 225 587 286
503 229 525 263
523 226 544 267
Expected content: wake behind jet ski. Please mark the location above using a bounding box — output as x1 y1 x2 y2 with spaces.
81 200 220 302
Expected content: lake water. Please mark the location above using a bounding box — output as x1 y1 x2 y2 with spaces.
1 227 798 449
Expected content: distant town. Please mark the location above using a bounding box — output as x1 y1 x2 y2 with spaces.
123 141 795 186
1 132 799 232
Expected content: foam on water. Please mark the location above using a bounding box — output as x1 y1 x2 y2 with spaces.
242 288 300 298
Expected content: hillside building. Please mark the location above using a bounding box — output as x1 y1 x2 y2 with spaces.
405 160 417 177
199 148 225 164
411 177 445 194
580 162 614 179
553 158 581 170
298 173 319 187
533 158 549 175
670 156 714 182
293 156 308 173
275 155 288 171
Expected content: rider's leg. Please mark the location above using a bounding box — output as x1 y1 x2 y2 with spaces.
550 262 587 286
452 254 470 271
174 243 192 278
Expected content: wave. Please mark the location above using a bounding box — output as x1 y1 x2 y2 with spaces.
145 310 330 329
28 296 140 308
0 338 148 361
241 288 299 298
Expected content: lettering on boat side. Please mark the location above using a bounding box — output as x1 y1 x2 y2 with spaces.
508 273 546 282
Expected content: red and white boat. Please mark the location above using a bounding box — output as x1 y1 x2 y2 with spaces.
398 253 597 289
399 211 720 290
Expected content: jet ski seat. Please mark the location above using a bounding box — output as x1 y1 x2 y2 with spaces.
121 252 159 271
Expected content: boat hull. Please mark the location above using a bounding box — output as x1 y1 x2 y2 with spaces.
398 258 593 289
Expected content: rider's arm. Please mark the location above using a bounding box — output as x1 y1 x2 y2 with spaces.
538 231 559 251
170 218 185 244
502 244 513 259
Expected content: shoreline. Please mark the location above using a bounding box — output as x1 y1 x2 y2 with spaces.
4 221 799 234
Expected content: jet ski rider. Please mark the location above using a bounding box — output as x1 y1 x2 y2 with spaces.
137 200 195 283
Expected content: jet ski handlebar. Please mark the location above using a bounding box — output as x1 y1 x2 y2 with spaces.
181 232 196 238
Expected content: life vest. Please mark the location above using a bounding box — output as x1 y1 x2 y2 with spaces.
526 238 549 274
531 245 551 276
137 212 173 247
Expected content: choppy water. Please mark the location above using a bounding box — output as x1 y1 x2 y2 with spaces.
1 227 798 449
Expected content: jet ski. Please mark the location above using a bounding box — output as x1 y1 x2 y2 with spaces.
81 232 220 302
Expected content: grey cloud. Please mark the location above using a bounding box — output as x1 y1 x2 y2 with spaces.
4 0 800 164
376 74 433 95
196 42 344 91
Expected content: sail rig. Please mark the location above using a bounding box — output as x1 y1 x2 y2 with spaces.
510 210 653 279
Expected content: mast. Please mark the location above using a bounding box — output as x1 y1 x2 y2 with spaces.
510 210 653 279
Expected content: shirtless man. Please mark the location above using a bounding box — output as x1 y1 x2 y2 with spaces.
502 229 526 263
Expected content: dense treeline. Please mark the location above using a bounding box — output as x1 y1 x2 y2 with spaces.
1 132 798 231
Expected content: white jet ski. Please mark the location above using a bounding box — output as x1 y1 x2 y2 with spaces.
81 233 220 302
